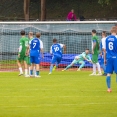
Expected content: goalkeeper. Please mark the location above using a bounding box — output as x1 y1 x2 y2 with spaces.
62 49 92 71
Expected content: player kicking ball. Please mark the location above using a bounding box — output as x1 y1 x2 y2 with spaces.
104 26 117 92
49 38 66 74
62 49 92 71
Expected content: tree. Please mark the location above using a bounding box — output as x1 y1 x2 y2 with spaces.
40 0 46 21
98 0 110 5
24 0 30 21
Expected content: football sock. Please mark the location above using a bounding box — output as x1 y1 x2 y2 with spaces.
29 67 30 75
30 70 33 75
25 69 28 76
65 64 72 70
79 62 85 69
50 65 53 73
96 63 101 73
93 64 96 73
106 76 111 88
19 67 23 74
36 71 39 76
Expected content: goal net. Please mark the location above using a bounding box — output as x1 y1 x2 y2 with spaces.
0 21 116 71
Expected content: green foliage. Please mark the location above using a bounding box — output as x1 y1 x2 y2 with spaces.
98 0 110 5
0 71 117 117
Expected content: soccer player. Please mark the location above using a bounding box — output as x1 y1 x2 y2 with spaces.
62 49 92 71
104 26 117 92
100 31 107 76
49 38 66 74
90 29 102 76
17 30 29 77
29 32 42 77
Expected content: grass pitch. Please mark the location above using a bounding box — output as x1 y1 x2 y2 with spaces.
0 71 117 117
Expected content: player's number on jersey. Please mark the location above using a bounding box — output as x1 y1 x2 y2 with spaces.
109 42 113 50
33 43 36 48
54 47 59 52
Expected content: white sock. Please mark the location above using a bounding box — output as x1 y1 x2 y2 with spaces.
29 67 30 75
96 63 101 73
33 67 36 76
25 69 28 76
93 64 96 74
19 67 23 74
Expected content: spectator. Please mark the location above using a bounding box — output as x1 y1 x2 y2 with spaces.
80 15 85 21
67 9 77 21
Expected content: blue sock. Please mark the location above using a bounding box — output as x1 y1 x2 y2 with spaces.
106 76 111 88
65 64 72 70
50 65 53 73
36 71 39 76
30 70 33 75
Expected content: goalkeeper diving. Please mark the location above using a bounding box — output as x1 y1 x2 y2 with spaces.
62 49 92 71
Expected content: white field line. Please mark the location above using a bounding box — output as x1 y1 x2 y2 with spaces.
0 102 117 108
0 95 116 98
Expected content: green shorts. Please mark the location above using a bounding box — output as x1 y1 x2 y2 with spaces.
17 55 30 64
92 53 98 63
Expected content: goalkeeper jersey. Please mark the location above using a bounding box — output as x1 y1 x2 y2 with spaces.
19 36 29 56
78 52 91 61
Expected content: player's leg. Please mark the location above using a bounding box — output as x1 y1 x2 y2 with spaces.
17 56 23 76
53 56 62 71
77 61 85 71
24 56 29 77
30 56 35 77
34 56 41 77
100 58 106 76
62 59 76 71
90 54 97 76
113 58 117 83
106 58 113 92
49 56 56 74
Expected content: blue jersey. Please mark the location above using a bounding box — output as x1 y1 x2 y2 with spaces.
106 35 117 59
30 38 40 57
51 43 63 57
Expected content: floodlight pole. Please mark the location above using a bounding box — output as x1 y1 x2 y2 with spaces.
41 0 46 21
24 0 30 21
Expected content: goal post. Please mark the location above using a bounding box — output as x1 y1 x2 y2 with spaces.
0 21 116 71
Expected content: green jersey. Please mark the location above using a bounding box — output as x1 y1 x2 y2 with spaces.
19 36 29 56
92 35 99 53
77 52 91 61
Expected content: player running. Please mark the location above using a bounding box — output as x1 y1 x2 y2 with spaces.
49 38 66 74
29 32 42 77
17 30 29 77
62 49 92 71
104 26 117 92
90 29 102 76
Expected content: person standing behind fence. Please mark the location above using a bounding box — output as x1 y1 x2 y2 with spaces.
67 9 77 21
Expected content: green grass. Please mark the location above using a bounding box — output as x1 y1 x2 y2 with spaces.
0 71 117 117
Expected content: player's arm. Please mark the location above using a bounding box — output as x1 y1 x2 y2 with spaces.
50 46 53 55
92 40 96 54
103 39 106 64
82 53 90 62
60 44 66 54
40 40 44 58
18 40 23 57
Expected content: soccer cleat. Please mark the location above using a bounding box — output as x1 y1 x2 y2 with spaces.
97 73 102 76
77 69 81 71
107 88 112 93
53 66 56 71
102 73 107 76
18 73 23 76
89 73 96 76
62 69 66 71
48 72 52 75
35 75 41 78
25 75 30 78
